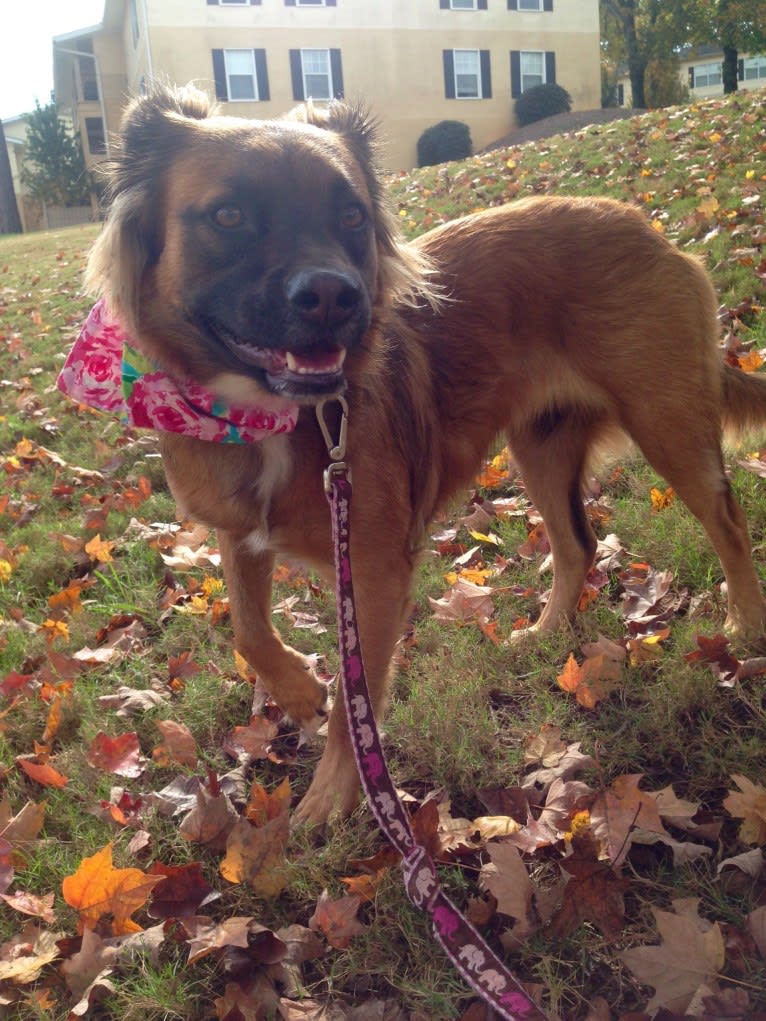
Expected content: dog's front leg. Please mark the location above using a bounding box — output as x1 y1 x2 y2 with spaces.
294 534 415 826
217 530 329 727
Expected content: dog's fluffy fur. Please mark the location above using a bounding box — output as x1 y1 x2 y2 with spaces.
87 83 766 823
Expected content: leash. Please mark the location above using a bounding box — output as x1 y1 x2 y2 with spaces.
317 399 551 1021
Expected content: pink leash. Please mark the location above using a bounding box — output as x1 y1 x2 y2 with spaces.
317 399 551 1021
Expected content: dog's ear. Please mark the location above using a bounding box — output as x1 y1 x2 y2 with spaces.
85 82 215 324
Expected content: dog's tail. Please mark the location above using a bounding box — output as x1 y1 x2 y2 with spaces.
722 363 766 436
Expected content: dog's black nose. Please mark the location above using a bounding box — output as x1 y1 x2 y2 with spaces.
286 270 362 326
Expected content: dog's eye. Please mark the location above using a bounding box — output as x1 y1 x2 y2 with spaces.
212 205 244 230
340 204 366 231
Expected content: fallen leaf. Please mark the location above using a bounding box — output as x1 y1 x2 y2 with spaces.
620 898 725 1013
62 842 163 935
309 889 366 949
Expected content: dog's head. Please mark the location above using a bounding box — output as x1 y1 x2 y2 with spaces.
86 82 430 406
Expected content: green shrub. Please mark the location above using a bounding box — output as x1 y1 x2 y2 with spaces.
416 120 472 167
514 82 572 127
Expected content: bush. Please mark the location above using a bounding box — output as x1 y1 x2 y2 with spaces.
514 83 572 128
416 120 472 167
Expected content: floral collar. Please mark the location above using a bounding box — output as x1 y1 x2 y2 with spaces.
56 300 299 444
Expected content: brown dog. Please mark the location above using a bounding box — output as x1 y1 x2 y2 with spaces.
84 83 766 824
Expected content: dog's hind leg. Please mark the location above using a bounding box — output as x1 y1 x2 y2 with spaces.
217 530 330 726
508 409 599 635
624 415 766 640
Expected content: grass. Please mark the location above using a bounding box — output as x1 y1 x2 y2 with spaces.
0 87 765 1020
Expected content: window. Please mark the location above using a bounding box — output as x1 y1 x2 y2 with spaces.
225 50 258 100
510 50 555 97
85 117 106 155
289 49 344 100
284 0 338 6
455 50 481 98
443 50 491 99
743 55 766 81
692 61 722 88
212 49 270 101
206 1 263 7
520 51 544 90
507 0 553 9
440 0 487 7
78 56 99 102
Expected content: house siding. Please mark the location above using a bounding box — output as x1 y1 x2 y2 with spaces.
56 0 600 171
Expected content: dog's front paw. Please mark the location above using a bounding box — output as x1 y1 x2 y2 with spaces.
293 756 361 827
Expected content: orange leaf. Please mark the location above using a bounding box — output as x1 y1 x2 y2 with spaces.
62 842 162 935
16 755 68 788
84 534 115 564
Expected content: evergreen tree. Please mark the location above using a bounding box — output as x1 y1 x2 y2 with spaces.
20 102 90 207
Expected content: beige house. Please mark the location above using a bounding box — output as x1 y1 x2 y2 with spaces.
53 0 601 173
617 45 766 107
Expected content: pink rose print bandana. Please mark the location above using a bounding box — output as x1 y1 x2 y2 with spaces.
57 300 299 444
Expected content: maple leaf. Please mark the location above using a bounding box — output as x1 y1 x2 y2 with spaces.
0 799 46 850
428 577 496 624
60 927 118 1011
179 784 238 851
480 841 535 929
0 890 55 924
0 921 63 983
183 915 254 964
220 813 291 897
84 534 115 564
589 774 668 867
309 889 366 949
87 731 144 778
723 774 766 845
147 861 220 919
151 719 198 768
548 829 629 939
555 651 621 709
62 842 163 935
15 754 68 789
620 898 725 1014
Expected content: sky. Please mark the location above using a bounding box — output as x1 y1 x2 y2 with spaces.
0 0 106 121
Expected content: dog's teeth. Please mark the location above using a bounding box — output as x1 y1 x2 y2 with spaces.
285 349 346 375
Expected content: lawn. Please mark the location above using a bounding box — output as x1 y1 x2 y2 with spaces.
0 87 765 1020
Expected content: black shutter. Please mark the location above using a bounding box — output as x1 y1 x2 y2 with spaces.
738 58 745 80
290 49 304 100
212 49 228 100
688 66 695 88
543 0 553 10
508 0 518 9
285 0 296 6
545 51 556 83
443 50 456 98
440 0 450 7
478 0 488 8
250 0 262 5
330 49 344 98
510 50 521 98
326 0 337 5
617 83 624 105
254 49 269 100
480 50 492 98
207 0 217 5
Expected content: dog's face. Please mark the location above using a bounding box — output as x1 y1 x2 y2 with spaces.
87 85 424 407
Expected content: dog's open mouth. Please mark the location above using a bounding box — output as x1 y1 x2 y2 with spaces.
211 325 348 397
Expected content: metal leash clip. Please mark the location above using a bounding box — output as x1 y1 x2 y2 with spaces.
316 396 350 493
